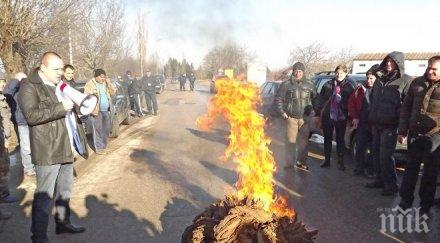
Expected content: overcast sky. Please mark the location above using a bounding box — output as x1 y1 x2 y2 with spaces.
125 0 440 69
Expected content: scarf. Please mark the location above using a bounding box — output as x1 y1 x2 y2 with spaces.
330 80 345 121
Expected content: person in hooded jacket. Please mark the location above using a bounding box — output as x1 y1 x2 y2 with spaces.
315 64 356 171
275 62 316 170
348 64 379 177
365 51 412 196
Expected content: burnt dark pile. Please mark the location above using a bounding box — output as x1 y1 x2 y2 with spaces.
181 196 318 243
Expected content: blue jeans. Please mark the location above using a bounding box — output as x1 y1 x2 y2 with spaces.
91 111 111 151
18 125 35 173
31 163 73 242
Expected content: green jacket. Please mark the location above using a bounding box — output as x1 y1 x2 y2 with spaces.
18 71 89 166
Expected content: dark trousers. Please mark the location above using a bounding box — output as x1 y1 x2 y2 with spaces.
91 111 111 151
180 81 186 91
131 94 143 116
322 119 346 163
354 123 373 172
372 126 398 190
189 81 195 91
400 134 440 210
145 91 158 114
31 163 73 243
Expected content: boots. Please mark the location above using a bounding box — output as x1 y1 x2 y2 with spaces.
338 155 345 171
320 160 330 168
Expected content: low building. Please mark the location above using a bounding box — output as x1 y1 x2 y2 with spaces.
352 52 440 77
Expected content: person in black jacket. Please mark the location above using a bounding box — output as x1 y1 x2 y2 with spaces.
142 70 159 115
315 64 356 170
180 73 187 91
125 71 144 117
397 56 440 215
275 62 316 170
366 51 412 196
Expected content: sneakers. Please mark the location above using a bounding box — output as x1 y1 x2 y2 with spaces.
295 161 309 171
320 160 330 168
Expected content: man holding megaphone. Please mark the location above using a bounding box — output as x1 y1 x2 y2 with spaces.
84 69 116 155
18 52 89 242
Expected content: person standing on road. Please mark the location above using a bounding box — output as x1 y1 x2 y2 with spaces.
125 71 144 117
84 69 116 155
142 70 158 116
348 64 379 177
315 64 356 171
62 64 76 87
18 52 89 242
397 56 440 215
366 51 412 196
0 75 19 220
189 73 196 91
180 73 187 91
275 62 316 170
3 72 36 177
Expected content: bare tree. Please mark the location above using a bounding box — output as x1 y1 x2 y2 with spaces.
288 41 329 76
202 41 253 78
74 0 124 74
329 46 356 71
0 0 74 74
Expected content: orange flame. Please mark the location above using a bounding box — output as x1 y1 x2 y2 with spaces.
197 78 295 218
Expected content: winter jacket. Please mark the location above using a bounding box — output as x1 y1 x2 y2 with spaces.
129 79 142 95
18 71 89 165
348 85 373 124
398 75 440 136
142 76 158 92
84 78 116 116
275 77 316 118
315 77 357 122
369 51 412 127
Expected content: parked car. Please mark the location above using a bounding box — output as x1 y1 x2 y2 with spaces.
155 75 166 93
72 78 132 138
259 80 282 118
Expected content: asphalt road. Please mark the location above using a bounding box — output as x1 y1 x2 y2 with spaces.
0 81 439 243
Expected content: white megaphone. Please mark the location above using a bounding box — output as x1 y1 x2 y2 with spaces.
58 82 98 115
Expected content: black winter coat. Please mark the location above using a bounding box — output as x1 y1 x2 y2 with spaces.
315 78 356 122
369 51 412 127
275 78 316 118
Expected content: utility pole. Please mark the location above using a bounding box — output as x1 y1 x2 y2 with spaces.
137 11 148 77
68 10 73 64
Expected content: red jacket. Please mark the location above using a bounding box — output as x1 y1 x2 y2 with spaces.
348 85 365 121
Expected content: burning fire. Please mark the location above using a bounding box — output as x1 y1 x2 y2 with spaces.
197 78 294 218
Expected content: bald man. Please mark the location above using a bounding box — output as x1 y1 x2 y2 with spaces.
18 52 89 243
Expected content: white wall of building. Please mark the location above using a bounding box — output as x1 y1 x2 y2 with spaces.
352 60 428 77
247 60 267 86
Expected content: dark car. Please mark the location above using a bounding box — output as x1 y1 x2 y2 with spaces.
72 78 132 138
259 80 282 118
155 75 166 94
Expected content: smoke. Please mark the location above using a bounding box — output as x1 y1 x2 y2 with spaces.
129 0 251 47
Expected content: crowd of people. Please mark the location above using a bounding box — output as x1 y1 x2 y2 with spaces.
0 51 180 242
276 52 440 217
1 50 439 241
